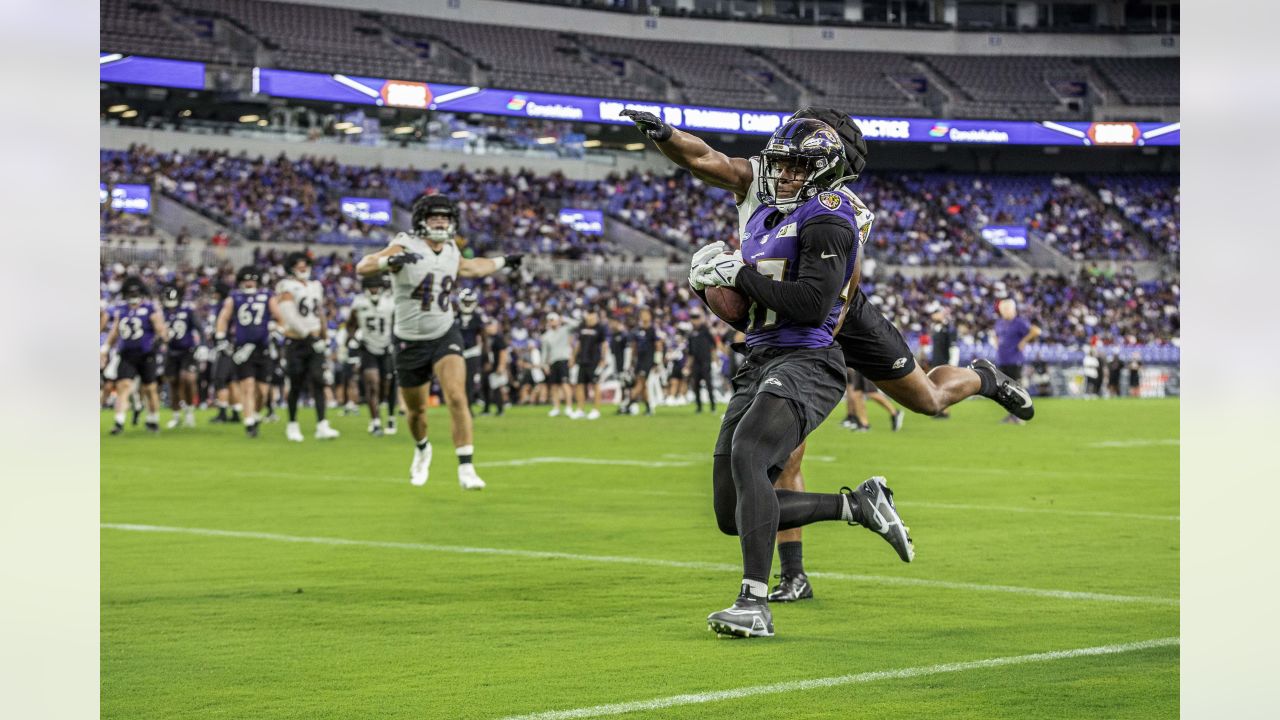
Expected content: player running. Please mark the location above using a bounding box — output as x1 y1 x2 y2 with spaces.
356 194 522 489
215 266 282 438
277 252 339 441
623 105 1034 607
676 117 912 637
104 276 168 435
348 274 398 436
160 284 200 429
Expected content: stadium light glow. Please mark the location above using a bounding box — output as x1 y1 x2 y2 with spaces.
451 130 472 139
536 136 557 145
392 126 415 134
107 104 129 113
257 119 268 126
582 139 602 148
344 126 363 134
120 110 138 118
179 109 192 117
624 142 645 151
333 121 353 130
239 114 259 123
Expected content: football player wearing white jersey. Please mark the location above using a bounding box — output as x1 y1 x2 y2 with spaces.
278 252 339 441
356 194 523 489
348 274 398 436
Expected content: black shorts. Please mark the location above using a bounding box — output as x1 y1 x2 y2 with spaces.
714 344 846 458
548 359 570 384
212 353 235 389
836 289 916 381
847 368 878 394
394 326 464 388
164 347 198 378
998 363 1023 382
232 343 272 383
115 349 159 384
576 362 600 387
635 359 654 377
360 348 394 377
284 338 327 384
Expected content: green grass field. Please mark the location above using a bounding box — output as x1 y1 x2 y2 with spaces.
101 397 1179 719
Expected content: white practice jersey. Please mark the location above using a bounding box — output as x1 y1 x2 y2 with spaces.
350 292 395 354
737 157 875 246
389 232 461 341
277 277 325 336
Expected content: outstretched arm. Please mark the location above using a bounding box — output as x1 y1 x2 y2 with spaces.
619 110 753 201
459 253 522 278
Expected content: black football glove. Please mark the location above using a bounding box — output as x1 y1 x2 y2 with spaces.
503 254 524 272
387 252 423 271
619 108 672 142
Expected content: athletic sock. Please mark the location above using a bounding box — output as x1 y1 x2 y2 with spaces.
416 438 429 451
146 412 159 424
740 579 769 602
840 494 860 524
972 364 998 397
114 412 125 425
456 444 474 466
778 541 805 577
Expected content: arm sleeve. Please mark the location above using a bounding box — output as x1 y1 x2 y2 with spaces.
734 216 856 326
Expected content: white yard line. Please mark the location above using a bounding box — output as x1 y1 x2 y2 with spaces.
100 523 1178 607
900 501 1178 522
1086 439 1180 449
495 637 1180 720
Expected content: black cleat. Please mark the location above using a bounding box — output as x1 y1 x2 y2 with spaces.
245 422 259 438
131 408 143 426
843 477 914 563
145 421 160 433
970 359 1034 421
110 422 124 436
891 410 905 432
768 573 814 603
707 594 774 638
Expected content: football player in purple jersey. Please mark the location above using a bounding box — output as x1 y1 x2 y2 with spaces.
160 284 201 429
215 266 283 438
104 276 169 435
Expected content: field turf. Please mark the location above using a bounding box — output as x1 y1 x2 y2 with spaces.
102 397 1179 719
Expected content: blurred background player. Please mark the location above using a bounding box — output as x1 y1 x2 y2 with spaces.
482 318 509 417
541 312 580 418
572 308 606 420
686 311 720 414
608 316 632 414
993 298 1041 424
357 193 522 489
104 276 168 435
160 284 200 429
924 303 959 419
628 308 661 415
456 288 485 412
215 266 281 438
278 252 339 441
348 274 397 436
208 277 240 425
842 369 905 432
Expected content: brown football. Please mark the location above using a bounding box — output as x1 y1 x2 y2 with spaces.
704 286 750 325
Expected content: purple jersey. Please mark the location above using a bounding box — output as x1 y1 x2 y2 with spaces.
165 303 199 351
114 302 158 353
741 190 859 348
231 289 273 345
995 316 1032 365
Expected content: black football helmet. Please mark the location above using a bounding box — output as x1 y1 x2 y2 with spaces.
121 276 148 305
757 118 846 214
236 265 262 288
361 273 387 297
285 251 312 279
791 106 868 181
160 284 182 309
412 194 458 242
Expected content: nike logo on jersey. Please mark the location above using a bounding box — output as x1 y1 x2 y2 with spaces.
820 252 838 259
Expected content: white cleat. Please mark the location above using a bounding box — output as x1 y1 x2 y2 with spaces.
166 416 182 430
458 463 485 490
586 409 600 420
183 413 197 428
385 419 398 436
286 422 304 442
410 442 432 486
548 407 561 417
568 409 584 419
315 420 340 440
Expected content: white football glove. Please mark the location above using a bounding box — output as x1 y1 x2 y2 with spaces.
694 251 745 288
689 241 727 291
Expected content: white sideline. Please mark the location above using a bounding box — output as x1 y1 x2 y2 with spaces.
495 637 1180 720
100 523 1178 606
901 501 1179 523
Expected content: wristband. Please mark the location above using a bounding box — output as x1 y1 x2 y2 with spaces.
491 256 506 271
377 256 390 271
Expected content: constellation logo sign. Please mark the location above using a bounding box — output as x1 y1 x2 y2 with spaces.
557 208 604 235
340 197 392 226
980 225 1028 249
929 123 950 138
946 127 1010 143
524 101 584 120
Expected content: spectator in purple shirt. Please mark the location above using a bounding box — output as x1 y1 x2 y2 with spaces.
993 298 1041 424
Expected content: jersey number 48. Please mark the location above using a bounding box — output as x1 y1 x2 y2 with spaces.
410 273 455 311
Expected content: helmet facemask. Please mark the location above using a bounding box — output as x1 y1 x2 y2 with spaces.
419 211 456 243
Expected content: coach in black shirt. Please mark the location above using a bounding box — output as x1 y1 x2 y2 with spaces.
687 311 719 413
